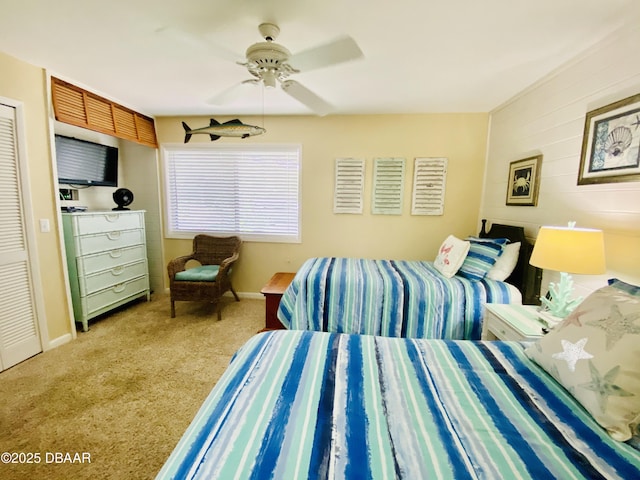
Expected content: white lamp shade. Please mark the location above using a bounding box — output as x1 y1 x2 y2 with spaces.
530 226 606 275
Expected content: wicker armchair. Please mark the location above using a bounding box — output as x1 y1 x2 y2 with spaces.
168 235 242 320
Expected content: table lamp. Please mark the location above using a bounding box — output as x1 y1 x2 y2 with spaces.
529 222 606 321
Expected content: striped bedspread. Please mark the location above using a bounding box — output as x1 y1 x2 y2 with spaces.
157 330 640 479
277 257 518 339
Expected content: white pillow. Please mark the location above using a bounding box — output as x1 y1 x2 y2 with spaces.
433 235 470 278
486 242 520 281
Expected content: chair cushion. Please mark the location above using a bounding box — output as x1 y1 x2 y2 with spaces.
175 265 219 282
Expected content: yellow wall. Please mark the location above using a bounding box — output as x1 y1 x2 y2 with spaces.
156 113 489 293
0 51 490 342
0 52 73 343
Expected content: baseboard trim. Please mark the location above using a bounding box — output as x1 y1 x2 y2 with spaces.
46 333 73 351
162 287 264 301
235 292 264 300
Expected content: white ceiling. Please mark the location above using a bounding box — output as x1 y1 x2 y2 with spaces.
2 0 639 117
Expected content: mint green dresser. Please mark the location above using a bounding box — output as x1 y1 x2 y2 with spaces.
62 210 150 331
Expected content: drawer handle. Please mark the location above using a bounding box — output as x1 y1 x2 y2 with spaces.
111 266 125 276
113 283 126 293
107 231 122 240
105 214 120 222
109 249 123 258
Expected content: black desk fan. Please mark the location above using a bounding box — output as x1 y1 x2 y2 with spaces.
113 188 134 211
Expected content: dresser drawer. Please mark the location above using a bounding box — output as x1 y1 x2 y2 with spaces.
81 275 149 316
79 260 148 296
77 245 147 276
488 317 523 341
74 229 145 256
482 304 544 342
68 211 145 236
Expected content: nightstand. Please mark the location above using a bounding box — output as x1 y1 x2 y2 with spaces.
482 304 546 342
259 272 295 331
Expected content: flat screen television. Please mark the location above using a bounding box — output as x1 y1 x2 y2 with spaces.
55 134 118 187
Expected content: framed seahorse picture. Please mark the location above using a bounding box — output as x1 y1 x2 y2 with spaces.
578 92 640 185
506 155 542 206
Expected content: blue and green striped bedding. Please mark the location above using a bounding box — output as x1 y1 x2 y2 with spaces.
157 330 640 479
277 257 519 339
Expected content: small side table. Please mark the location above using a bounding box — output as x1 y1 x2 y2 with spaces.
260 272 295 331
482 304 546 342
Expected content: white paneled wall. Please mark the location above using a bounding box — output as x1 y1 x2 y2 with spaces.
481 22 640 299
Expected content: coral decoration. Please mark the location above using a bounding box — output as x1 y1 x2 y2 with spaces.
540 272 583 318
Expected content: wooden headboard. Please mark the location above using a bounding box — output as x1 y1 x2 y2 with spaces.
479 219 542 305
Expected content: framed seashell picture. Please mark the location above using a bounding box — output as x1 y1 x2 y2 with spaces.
578 92 640 185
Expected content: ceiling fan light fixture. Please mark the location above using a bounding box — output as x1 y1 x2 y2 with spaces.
262 70 277 88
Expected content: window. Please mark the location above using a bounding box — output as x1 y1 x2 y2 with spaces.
162 143 301 243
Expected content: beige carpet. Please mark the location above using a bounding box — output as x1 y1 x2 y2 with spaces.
0 293 265 480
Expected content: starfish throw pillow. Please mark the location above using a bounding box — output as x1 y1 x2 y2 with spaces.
525 282 640 442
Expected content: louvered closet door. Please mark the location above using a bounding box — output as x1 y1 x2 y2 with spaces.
0 103 41 370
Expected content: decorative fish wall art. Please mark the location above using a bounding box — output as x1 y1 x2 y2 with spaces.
182 118 266 143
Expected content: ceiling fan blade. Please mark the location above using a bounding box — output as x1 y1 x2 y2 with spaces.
289 36 363 72
281 80 333 116
208 80 258 105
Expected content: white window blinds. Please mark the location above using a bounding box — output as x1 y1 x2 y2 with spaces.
162 143 301 242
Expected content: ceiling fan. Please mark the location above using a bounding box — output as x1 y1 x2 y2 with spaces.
209 23 364 116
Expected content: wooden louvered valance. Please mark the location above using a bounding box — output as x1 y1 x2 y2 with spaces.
51 77 158 148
